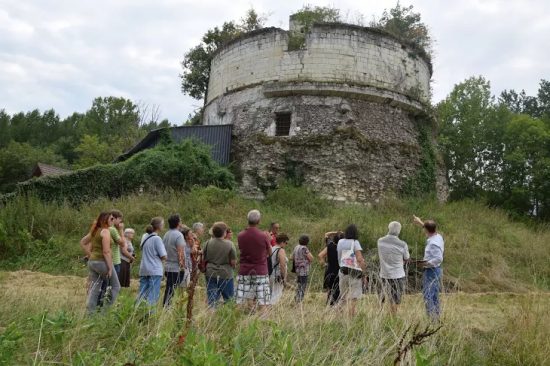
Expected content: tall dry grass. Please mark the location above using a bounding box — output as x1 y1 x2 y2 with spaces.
0 271 548 365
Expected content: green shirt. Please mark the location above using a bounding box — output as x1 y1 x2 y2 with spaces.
89 230 105 261
110 227 122 265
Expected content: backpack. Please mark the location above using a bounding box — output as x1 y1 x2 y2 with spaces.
268 248 281 276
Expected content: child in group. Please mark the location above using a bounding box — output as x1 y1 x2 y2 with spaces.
292 235 314 302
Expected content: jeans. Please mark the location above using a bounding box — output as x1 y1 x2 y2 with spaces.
423 267 442 319
295 276 308 303
87 261 120 314
137 275 162 306
163 271 183 307
206 276 234 308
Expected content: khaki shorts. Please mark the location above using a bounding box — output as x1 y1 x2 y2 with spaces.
339 271 362 300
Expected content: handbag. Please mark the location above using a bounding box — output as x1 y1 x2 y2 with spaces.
198 240 209 273
340 239 363 279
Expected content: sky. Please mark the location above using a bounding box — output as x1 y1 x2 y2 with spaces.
1 0 549 124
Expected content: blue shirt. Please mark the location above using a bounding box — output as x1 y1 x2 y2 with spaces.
139 233 167 277
423 233 444 268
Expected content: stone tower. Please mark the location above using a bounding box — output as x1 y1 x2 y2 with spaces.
203 16 448 202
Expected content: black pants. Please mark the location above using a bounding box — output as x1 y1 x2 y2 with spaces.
324 271 340 306
163 271 183 307
295 276 308 303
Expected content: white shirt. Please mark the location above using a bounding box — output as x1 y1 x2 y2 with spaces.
377 235 410 279
423 233 444 268
337 239 363 268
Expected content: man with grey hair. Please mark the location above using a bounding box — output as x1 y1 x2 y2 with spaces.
236 209 272 312
377 221 410 314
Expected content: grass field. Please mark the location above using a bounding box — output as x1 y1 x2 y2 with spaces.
0 186 549 365
0 271 548 365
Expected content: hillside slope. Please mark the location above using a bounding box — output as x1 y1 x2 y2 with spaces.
0 185 548 292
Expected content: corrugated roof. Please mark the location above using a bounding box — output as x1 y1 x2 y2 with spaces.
32 163 71 178
116 125 233 166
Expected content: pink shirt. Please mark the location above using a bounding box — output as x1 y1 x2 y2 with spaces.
238 227 271 275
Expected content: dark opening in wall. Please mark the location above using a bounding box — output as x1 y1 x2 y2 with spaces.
275 113 291 136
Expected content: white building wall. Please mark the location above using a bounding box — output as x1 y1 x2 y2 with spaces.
206 24 431 106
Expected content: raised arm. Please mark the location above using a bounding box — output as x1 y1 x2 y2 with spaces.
413 215 425 227
324 231 338 238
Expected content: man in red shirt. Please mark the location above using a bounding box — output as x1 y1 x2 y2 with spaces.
267 222 280 247
236 209 272 312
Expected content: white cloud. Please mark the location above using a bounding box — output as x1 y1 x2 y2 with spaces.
0 0 548 123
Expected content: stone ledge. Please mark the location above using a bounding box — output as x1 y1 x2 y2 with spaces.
262 81 428 114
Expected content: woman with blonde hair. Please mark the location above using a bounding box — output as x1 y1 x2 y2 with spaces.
80 212 120 313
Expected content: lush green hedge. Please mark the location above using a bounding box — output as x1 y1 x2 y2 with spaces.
8 140 235 203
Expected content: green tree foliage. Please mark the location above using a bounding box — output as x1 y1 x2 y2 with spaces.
371 2 432 56
0 97 171 191
438 76 550 220
499 79 550 119
0 142 66 192
288 5 341 50
180 9 266 103
10 140 235 204
290 5 341 33
73 134 114 168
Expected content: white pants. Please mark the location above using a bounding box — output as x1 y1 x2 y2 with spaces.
270 276 284 304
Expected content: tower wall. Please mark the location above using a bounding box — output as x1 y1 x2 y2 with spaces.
203 22 448 202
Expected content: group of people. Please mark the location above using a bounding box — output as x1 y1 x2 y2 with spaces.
80 208 445 320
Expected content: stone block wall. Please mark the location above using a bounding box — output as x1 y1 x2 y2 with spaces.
207 24 431 107
202 20 448 203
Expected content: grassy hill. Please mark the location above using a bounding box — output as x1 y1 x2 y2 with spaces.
0 185 548 292
0 186 549 365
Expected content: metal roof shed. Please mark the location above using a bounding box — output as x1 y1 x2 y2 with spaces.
116 124 233 165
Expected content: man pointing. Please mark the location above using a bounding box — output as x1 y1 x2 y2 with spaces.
413 215 444 320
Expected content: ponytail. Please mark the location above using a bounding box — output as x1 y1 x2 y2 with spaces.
146 217 164 234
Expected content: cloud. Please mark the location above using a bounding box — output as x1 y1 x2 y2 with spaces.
0 0 548 123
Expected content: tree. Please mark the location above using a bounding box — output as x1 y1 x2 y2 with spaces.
180 9 266 104
290 5 341 33
371 2 432 55
439 76 550 220
501 115 550 218
0 110 10 149
73 134 115 168
0 141 66 192
438 76 503 199
81 96 142 152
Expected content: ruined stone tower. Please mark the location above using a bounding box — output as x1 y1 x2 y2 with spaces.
203 16 448 202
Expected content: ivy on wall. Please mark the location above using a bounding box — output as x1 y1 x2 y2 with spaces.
3 140 235 204
401 115 438 197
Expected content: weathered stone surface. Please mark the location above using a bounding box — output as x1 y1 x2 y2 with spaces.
203 18 448 203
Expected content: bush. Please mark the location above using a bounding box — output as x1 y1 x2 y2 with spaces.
7 140 235 204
